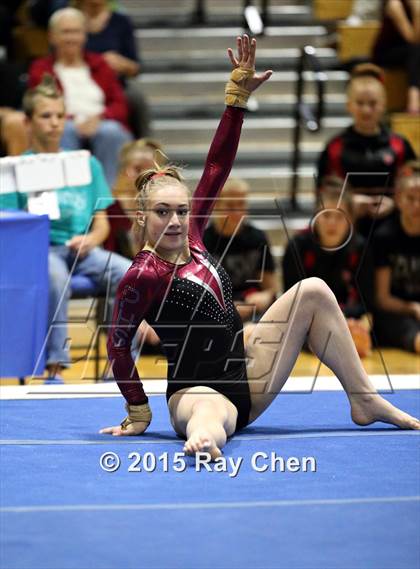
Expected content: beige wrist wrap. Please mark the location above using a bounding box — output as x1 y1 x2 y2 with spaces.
120 402 152 430
225 67 255 108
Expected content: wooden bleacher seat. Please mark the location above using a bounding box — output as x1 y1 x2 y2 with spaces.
390 113 420 156
313 0 353 21
383 70 409 112
13 27 49 61
337 21 380 62
12 2 49 62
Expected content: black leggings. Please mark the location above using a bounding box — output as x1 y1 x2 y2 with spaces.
374 310 419 352
374 43 420 88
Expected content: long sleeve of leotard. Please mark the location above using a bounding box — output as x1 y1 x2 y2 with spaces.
108 107 244 406
107 256 159 405
190 106 244 242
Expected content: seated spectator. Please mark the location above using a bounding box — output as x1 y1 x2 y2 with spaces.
29 0 70 27
203 178 278 325
317 63 416 236
0 76 131 382
283 177 374 358
0 61 30 156
104 138 166 352
77 0 151 138
28 7 132 186
104 138 166 258
373 160 420 353
372 0 420 114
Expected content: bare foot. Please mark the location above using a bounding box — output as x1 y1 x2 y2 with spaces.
183 429 222 461
351 393 420 430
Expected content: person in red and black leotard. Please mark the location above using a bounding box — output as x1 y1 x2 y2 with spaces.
103 36 419 458
283 178 374 358
317 64 416 236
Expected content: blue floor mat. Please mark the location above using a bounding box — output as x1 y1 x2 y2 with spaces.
1 391 419 569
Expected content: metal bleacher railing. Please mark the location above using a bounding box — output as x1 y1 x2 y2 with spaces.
290 45 326 211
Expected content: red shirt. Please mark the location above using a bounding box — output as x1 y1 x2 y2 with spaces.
28 51 129 128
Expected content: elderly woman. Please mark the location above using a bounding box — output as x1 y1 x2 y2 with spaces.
28 7 132 186
77 0 151 138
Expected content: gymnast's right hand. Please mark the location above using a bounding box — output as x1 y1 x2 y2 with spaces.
99 421 150 436
99 402 152 436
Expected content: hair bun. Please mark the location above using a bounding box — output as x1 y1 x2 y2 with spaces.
351 63 385 84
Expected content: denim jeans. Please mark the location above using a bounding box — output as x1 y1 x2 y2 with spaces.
47 245 131 368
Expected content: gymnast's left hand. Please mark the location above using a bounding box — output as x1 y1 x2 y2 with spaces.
99 421 150 436
227 34 273 94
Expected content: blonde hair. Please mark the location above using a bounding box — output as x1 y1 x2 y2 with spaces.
220 178 249 197
347 63 386 98
118 138 166 170
22 74 64 117
133 165 191 249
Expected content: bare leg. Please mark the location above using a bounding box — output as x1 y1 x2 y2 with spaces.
246 278 420 429
168 386 238 459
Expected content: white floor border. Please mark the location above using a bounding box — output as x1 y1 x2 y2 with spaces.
0 374 419 400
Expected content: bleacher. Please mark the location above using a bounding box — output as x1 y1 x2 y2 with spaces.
4 0 418 380
113 0 419 264
116 0 354 259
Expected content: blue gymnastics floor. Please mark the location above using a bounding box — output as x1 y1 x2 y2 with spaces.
1 390 419 569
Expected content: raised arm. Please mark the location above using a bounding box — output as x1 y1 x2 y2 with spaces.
190 35 272 240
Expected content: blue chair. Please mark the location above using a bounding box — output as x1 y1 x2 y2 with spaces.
17 275 106 385
70 275 108 381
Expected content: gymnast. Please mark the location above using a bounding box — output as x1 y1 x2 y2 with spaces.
102 35 420 458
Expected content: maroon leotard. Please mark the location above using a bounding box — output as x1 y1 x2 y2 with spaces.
107 107 252 430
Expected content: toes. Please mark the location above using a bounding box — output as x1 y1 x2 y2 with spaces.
406 417 420 430
183 442 193 455
198 437 211 451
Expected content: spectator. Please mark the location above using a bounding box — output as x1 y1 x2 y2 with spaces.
104 138 166 352
77 0 151 138
29 0 70 27
283 177 374 358
0 75 131 381
373 160 420 353
0 2 31 156
317 63 416 236
203 178 278 324
104 138 166 258
28 7 132 186
372 0 420 114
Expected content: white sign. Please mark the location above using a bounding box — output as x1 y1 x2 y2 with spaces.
27 191 60 219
